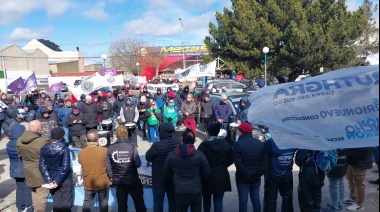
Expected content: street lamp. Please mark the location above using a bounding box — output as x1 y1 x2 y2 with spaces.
136 62 140 76
179 18 185 69
101 54 107 67
262 47 269 87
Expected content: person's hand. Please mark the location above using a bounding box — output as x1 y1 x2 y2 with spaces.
78 120 82 123
167 117 172 122
141 109 146 112
218 119 224 123
237 120 241 125
73 120 77 123
185 112 189 116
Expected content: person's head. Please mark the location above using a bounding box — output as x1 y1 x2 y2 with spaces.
80 94 86 101
50 127 65 141
65 99 72 108
128 90 134 97
181 128 195 144
44 101 53 110
22 104 29 112
241 100 246 107
97 91 103 97
29 120 42 133
125 97 132 106
55 93 61 99
72 106 80 115
157 88 161 95
101 96 107 103
40 92 46 98
58 99 64 107
86 129 99 146
85 95 92 104
44 95 50 101
64 94 69 100
15 108 27 120
261 75 264 79
204 93 210 102
186 94 193 102
168 92 175 99
143 86 148 93
107 91 112 97
158 123 175 139
140 96 146 104
93 96 98 103
1 93 6 99
150 101 157 108
184 86 189 92
221 94 228 104
115 125 128 140
13 96 20 103
237 123 253 136
41 107 50 118
117 90 123 100
168 99 175 107
207 123 221 136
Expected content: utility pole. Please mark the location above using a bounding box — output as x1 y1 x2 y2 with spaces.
179 18 185 69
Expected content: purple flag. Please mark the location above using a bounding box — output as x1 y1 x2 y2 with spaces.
22 72 38 92
47 81 63 93
7 77 26 95
101 67 117 76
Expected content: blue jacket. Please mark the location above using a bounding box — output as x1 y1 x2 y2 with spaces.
214 101 233 122
265 138 295 177
57 106 72 127
39 140 73 186
237 97 250 123
6 125 26 178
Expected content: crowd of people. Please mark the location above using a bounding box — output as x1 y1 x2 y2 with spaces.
0 85 379 212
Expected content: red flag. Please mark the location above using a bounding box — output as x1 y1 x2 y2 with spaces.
71 94 78 103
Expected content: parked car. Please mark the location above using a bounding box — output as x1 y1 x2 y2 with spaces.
61 83 69 92
207 79 246 92
74 80 82 87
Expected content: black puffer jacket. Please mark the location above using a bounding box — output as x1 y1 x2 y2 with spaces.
113 97 125 116
80 102 101 128
233 133 269 184
106 138 141 185
2 116 25 137
65 111 88 136
146 123 180 187
39 140 73 186
137 102 150 120
198 136 233 194
347 147 373 169
164 143 211 194
327 149 348 178
38 107 58 139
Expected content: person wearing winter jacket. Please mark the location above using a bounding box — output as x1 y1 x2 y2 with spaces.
66 106 88 148
6 125 33 212
179 85 190 101
164 99 178 127
214 94 232 130
113 90 125 117
233 123 269 212
200 93 215 133
295 149 325 212
21 103 36 123
154 88 166 111
127 90 139 106
146 123 180 212
164 128 211 211
322 149 348 212
120 97 139 146
99 96 113 121
39 128 73 212
147 101 162 143
138 86 153 101
80 96 102 132
137 96 150 141
180 94 197 136
344 147 373 211
106 126 147 212
237 97 250 124
2 108 27 137
198 123 233 212
37 107 58 139
263 138 296 212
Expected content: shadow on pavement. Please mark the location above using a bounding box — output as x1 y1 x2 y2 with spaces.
0 179 15 199
0 149 8 161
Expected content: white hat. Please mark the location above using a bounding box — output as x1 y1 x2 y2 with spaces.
221 94 228 100
140 96 146 102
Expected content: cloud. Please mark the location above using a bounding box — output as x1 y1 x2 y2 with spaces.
5 27 54 42
0 0 72 25
82 2 109 21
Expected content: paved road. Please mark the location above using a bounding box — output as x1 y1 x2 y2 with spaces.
0 128 378 211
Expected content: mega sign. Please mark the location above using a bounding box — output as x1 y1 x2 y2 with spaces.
160 45 208 54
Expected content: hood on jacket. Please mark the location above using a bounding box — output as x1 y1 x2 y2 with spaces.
183 86 189 92
157 88 162 93
40 107 50 115
174 143 196 157
158 123 175 139
202 137 226 152
239 97 251 110
9 124 26 139
125 97 132 105
19 130 41 145
41 141 67 158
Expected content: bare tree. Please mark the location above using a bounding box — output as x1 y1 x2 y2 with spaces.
359 0 379 55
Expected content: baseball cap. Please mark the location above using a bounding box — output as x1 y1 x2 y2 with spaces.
221 94 228 100
169 99 174 103
15 108 27 115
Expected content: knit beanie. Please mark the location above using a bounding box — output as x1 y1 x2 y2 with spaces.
51 128 65 140
116 126 128 139
207 123 221 136
238 123 253 133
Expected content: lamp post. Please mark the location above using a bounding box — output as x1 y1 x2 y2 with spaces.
101 54 107 67
136 62 140 76
262 47 269 87
179 18 185 69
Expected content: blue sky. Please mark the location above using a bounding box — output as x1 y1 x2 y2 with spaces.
0 0 378 65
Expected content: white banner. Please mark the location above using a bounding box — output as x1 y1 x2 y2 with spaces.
71 73 124 100
247 65 379 150
175 63 200 82
199 60 216 77
146 83 179 94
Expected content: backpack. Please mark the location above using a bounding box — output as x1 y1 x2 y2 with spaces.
314 150 338 172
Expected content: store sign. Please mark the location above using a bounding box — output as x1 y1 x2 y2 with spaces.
160 45 208 54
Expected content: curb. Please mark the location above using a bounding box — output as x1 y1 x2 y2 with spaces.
0 200 15 211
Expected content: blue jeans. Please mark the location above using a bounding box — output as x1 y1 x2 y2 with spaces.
152 184 176 212
203 192 224 212
236 181 261 212
328 177 344 212
140 120 147 139
62 127 70 144
149 125 159 143
15 178 33 212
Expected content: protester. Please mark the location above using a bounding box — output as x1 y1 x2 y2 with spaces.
147 101 161 143
57 100 73 143
2 108 27 137
164 99 178 127
146 123 180 212
113 90 125 117
106 126 147 212
137 96 150 141
233 123 269 212
164 128 211 212
21 103 37 123
77 94 86 109
106 91 116 105
6 125 33 212
37 107 58 139
214 94 232 130
237 97 250 124
66 106 88 148
139 86 152 101
127 90 139 106
36 102 57 121
78 130 111 212
200 93 215 133
99 96 113 121
39 127 73 212
198 123 233 212
263 138 296 212
180 94 197 136
81 95 101 132
179 85 190 101
344 147 373 211
257 75 266 88
322 149 348 212
295 149 325 212
120 97 139 146
17 120 49 212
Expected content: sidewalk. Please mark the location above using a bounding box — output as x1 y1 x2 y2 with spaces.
1 130 379 211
